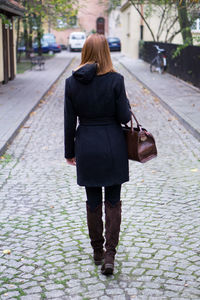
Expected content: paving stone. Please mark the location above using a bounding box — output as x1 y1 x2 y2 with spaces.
45 283 65 291
45 290 66 299
24 286 43 293
0 54 200 299
21 295 42 300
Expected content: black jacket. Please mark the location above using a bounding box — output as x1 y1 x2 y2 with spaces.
64 63 131 187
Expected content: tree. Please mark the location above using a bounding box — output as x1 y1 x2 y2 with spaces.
17 0 78 57
110 0 200 45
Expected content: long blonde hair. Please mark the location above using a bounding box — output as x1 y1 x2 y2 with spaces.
78 34 115 75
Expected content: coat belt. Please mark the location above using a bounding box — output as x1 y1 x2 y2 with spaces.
79 117 117 126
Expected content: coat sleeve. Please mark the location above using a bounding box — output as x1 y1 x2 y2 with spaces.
115 75 131 125
64 79 77 159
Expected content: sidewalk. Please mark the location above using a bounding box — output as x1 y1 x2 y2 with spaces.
117 54 200 142
0 52 74 156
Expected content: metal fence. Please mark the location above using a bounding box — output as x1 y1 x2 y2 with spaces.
139 41 200 88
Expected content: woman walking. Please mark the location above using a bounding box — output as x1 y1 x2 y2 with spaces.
64 34 131 275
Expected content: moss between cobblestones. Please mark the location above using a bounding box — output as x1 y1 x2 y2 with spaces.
16 287 26 296
40 292 46 299
0 277 11 284
0 154 12 166
54 278 68 286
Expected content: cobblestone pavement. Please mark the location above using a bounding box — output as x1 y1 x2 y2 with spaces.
0 55 200 300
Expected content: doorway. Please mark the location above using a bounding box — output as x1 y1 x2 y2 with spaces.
96 17 105 35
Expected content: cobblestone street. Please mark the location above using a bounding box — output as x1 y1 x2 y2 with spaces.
0 55 200 299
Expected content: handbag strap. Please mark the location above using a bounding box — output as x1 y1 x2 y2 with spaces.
130 110 142 132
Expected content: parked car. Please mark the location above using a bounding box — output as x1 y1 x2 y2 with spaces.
60 44 67 50
68 32 86 52
17 46 26 53
33 34 61 54
18 34 61 54
107 37 121 51
33 41 61 54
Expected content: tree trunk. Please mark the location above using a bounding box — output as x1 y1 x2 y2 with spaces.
23 18 29 59
16 18 21 63
28 15 33 54
36 15 43 56
177 0 193 45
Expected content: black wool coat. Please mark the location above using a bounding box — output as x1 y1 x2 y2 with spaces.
64 63 131 187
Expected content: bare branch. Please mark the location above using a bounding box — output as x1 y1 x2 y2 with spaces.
129 0 156 41
165 15 179 42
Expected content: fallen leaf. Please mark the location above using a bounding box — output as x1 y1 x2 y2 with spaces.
50 205 54 208
3 249 11 254
142 88 150 94
30 111 36 117
154 97 160 103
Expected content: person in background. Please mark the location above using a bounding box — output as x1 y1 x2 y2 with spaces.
64 34 131 275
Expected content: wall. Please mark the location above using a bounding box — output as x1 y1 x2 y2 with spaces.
108 7 122 39
141 41 200 88
0 18 4 83
46 0 109 45
121 4 141 58
121 3 183 59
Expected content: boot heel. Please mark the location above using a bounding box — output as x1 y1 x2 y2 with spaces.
101 263 114 275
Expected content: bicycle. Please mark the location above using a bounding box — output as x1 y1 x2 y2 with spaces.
150 45 167 74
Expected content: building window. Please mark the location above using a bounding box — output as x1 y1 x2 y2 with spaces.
56 15 77 29
67 15 77 27
191 18 200 32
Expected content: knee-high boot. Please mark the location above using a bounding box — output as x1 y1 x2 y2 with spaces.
101 200 121 275
86 201 105 265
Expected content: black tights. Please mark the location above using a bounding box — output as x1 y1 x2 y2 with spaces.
85 184 121 211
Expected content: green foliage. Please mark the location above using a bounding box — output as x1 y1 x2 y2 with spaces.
0 13 12 26
17 61 31 74
110 0 200 46
108 0 121 13
17 0 79 57
0 154 12 167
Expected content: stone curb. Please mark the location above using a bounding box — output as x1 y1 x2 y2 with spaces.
120 60 200 142
0 57 75 157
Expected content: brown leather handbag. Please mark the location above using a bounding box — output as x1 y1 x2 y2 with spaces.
122 111 157 163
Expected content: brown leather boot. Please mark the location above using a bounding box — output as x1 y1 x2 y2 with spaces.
101 201 121 275
86 202 104 265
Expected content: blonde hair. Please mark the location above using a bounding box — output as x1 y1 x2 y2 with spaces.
79 34 115 75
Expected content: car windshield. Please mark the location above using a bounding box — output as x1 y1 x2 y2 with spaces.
108 38 119 42
42 35 56 43
71 35 85 40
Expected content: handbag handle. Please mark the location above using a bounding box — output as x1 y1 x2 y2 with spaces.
128 109 142 133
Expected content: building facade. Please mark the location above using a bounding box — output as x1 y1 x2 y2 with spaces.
108 6 122 39
47 0 109 46
0 0 24 84
120 0 183 58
